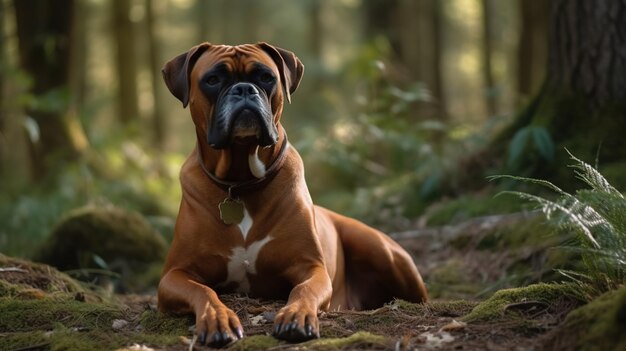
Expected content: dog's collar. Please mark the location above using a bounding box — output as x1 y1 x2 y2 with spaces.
197 134 289 198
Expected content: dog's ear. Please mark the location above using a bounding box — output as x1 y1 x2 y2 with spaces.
162 42 211 108
257 42 304 104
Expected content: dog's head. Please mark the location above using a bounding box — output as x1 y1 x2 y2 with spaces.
162 43 303 149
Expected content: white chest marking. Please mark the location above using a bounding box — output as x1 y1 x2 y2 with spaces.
237 206 253 240
248 146 267 178
223 236 273 293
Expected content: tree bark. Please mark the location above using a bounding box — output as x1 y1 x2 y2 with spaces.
196 0 210 43
147 0 165 149
0 0 6 177
397 0 447 119
0 0 5 138
481 0 496 117
548 0 626 107
13 0 88 178
493 0 626 184
364 0 446 119
516 0 549 102
113 0 139 125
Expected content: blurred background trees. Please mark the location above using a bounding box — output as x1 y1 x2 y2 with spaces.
1 0 625 259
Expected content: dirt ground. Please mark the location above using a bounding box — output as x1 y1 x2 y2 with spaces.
1 212 586 350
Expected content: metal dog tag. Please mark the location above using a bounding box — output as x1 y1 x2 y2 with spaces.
219 198 244 225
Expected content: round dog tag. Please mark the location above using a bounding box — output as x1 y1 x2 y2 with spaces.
219 198 244 225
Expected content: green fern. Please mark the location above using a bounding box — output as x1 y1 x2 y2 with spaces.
491 152 626 297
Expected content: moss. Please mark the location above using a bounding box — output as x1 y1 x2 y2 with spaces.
0 279 21 297
426 194 528 226
139 310 192 334
34 206 167 292
1 331 49 351
0 254 87 297
351 312 398 331
394 298 477 316
476 216 554 250
546 285 626 351
0 298 187 350
462 283 584 322
302 331 389 350
0 297 124 332
426 259 486 298
228 335 281 350
426 300 479 316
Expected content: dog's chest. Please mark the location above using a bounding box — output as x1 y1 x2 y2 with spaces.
218 206 272 293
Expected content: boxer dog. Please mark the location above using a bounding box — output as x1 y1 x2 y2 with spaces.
158 42 428 347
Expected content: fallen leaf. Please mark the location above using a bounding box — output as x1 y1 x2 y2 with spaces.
438 319 467 332
250 314 266 325
418 331 455 349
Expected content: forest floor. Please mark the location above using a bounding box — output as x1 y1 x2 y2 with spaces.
0 211 607 351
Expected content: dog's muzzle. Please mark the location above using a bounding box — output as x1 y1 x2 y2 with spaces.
208 82 278 149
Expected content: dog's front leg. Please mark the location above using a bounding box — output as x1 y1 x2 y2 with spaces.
273 265 332 342
158 269 243 347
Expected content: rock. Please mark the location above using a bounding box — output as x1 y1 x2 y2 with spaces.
34 206 168 292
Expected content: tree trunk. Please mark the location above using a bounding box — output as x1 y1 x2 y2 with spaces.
196 0 210 43
397 0 446 119
13 0 88 178
241 0 260 42
66 0 89 153
480 0 497 117
516 0 550 103
146 0 165 150
494 0 626 185
363 0 400 49
0 0 5 139
0 0 6 177
113 0 139 125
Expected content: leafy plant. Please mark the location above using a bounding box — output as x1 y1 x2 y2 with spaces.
491 151 626 298
507 125 555 168
299 40 484 228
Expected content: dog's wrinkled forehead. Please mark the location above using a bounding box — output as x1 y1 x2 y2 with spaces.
193 45 277 79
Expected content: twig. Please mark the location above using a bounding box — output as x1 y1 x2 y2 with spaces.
0 267 28 273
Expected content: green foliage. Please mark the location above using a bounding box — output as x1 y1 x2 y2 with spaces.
507 125 555 168
0 142 180 258
301 41 487 228
492 151 626 297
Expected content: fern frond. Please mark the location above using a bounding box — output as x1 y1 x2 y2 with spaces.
499 191 602 248
488 174 568 195
566 149 623 196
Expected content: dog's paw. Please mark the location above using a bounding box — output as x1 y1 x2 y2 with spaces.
272 302 319 342
195 303 244 348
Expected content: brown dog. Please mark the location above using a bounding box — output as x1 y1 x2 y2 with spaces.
158 42 428 347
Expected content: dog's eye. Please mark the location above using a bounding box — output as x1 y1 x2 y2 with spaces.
259 73 274 84
206 76 220 86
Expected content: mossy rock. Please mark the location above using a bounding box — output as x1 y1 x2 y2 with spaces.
0 254 91 299
462 283 585 322
35 206 167 292
0 256 186 351
544 285 626 351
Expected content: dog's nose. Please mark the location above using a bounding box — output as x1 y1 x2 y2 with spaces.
230 83 259 98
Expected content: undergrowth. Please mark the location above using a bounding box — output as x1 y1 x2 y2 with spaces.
492 151 626 299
